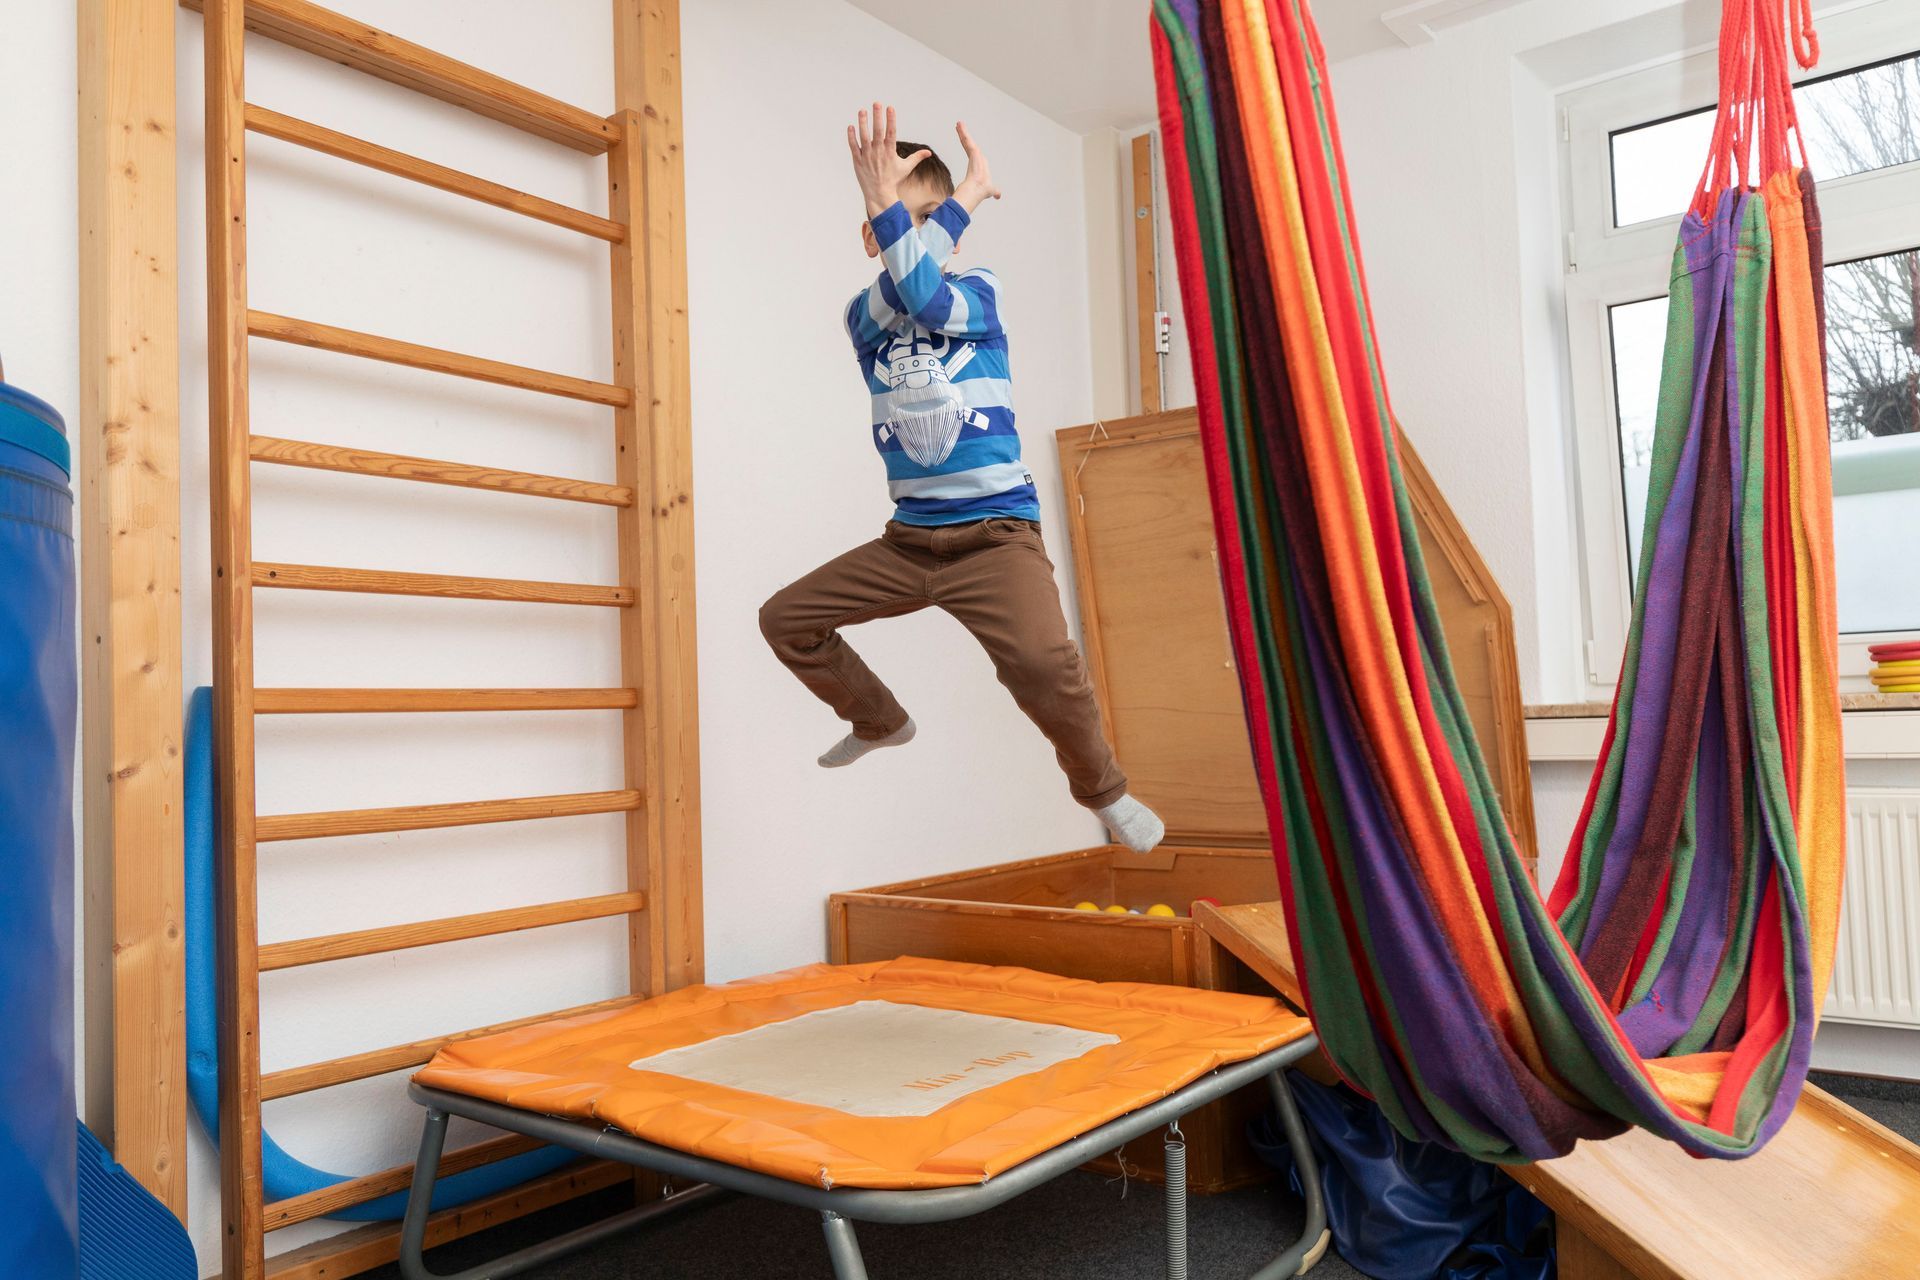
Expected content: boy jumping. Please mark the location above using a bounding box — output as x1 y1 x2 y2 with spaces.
758 104 1164 854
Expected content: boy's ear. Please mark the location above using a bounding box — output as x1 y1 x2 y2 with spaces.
861 219 880 259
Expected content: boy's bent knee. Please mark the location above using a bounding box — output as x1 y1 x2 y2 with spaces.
758 590 799 645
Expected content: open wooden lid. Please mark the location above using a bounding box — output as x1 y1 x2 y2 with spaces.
1055 409 1537 860
1056 410 1268 847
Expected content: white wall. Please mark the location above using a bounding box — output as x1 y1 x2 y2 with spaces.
0 0 1103 1269
1313 2 1627 703
680 0 1102 986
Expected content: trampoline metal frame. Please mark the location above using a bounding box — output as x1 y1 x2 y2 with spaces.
399 1034 1328 1279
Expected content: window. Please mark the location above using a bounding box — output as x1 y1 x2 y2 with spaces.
1610 50 1920 227
1560 5 1920 693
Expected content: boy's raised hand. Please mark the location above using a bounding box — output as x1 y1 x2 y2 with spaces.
848 103 931 219
953 121 1002 213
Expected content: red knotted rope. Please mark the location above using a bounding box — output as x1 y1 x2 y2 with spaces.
1691 0 1819 218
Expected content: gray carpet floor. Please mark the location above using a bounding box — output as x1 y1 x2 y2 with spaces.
362 1072 1916 1280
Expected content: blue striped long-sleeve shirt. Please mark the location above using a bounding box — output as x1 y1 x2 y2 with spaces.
844 198 1038 526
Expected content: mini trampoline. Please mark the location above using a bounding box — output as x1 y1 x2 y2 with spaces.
402 957 1327 1278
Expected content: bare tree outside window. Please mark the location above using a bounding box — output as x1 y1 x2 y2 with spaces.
1798 54 1920 445
1827 250 1919 444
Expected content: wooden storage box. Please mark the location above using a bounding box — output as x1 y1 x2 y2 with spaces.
827 409 1537 1192
829 844 1287 1192
829 844 1280 987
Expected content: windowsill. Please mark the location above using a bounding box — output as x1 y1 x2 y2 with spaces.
1527 693 1920 717
1524 694 1920 760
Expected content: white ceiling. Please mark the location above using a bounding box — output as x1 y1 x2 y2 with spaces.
840 0 1427 134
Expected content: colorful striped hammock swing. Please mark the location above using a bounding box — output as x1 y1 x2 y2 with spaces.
1150 0 1844 1161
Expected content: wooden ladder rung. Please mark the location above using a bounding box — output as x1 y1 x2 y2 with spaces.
259 890 646 971
252 562 632 607
248 311 630 407
244 106 626 241
264 1133 545 1229
255 687 639 714
179 0 618 154
255 1160 629 1278
261 994 638 1100
250 435 633 506
257 788 642 842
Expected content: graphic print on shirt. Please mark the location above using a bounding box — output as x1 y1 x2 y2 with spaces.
878 329 986 467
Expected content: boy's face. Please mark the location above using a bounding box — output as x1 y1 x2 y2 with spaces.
861 176 952 259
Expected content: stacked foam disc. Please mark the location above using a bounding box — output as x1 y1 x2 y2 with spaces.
1869 641 1920 693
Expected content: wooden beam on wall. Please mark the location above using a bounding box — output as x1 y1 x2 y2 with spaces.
1130 131 1162 416
76 0 187 1216
611 0 703 993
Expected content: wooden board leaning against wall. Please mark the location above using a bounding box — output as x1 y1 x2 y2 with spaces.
1056 408 1539 873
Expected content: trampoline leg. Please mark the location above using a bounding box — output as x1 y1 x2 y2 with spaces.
397 1108 451 1280
820 1210 871 1280
396 1107 725 1280
1255 1069 1331 1278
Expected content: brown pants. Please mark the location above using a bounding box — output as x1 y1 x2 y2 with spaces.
760 518 1128 809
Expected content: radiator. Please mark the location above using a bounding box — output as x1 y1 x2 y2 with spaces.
1825 789 1920 1029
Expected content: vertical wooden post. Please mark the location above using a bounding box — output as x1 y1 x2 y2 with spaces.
76 0 187 1215
611 0 702 993
606 120 668 998
1131 131 1163 416
202 1 266 1275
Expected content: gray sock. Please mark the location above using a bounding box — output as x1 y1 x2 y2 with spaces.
1096 793 1166 854
818 718 917 768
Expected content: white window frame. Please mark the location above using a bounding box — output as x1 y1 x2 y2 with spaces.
1557 3 1920 698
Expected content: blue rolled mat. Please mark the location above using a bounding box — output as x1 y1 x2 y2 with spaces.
0 379 78 1278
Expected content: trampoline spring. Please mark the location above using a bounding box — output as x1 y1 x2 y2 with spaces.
1164 1133 1189 1280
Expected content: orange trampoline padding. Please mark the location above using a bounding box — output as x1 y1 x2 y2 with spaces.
413 957 1312 1189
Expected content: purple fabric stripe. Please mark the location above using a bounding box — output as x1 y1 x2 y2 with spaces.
1579 192 1745 956
1616 662 1736 1055
1291 572 1581 1156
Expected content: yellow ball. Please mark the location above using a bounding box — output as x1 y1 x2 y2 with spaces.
1072 901 1101 912
1145 903 1177 918
1103 904 1130 915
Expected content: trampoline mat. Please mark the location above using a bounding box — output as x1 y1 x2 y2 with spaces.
414 956 1312 1189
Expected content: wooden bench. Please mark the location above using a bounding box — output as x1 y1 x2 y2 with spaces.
1195 901 1920 1280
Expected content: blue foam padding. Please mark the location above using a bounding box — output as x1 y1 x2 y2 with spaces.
185 687 577 1220
78 1122 195 1279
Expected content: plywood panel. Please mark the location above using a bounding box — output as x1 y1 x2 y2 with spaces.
1057 412 1538 866
834 899 1185 985
1108 847 1280 909
1509 1086 1920 1280
888 860 1113 908
1191 900 1304 1012
1058 415 1267 845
